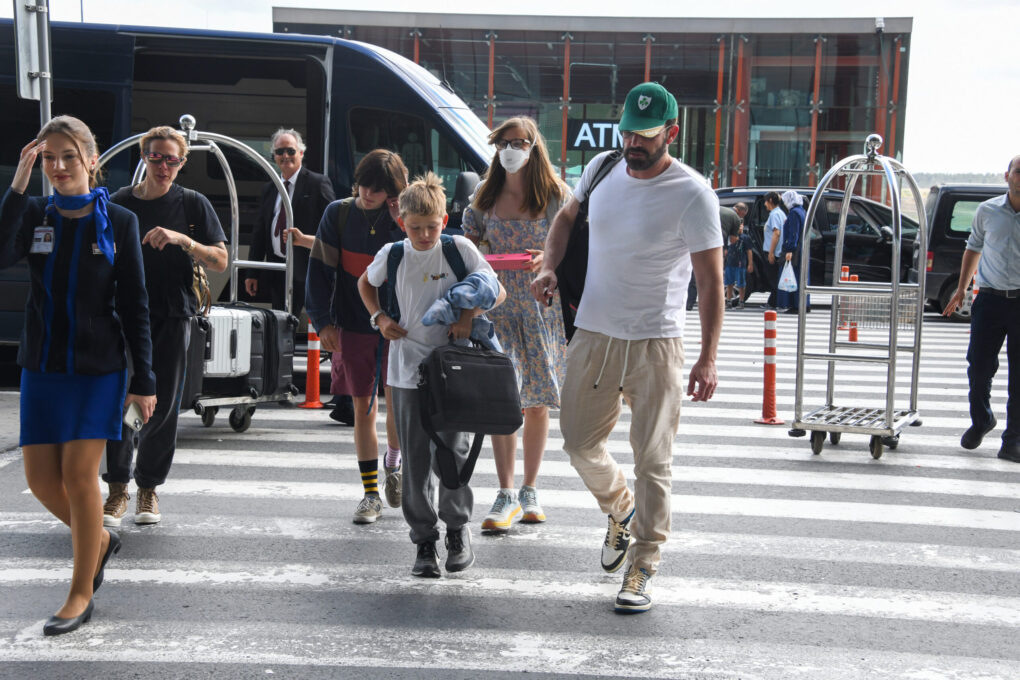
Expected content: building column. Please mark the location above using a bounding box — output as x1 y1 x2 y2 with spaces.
486 31 497 129
808 35 825 186
887 36 903 163
712 37 726 188
643 34 654 82
560 32 572 180
729 35 749 187
410 28 421 64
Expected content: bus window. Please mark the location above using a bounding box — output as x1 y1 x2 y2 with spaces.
349 107 470 213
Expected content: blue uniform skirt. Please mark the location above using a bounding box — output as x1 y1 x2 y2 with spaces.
20 368 128 446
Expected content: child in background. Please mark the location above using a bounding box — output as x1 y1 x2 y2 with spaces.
357 172 505 578
724 225 753 309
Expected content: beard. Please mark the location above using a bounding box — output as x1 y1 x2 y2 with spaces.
624 137 669 171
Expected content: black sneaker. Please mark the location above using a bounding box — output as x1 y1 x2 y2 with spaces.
329 400 355 426
412 541 441 578
961 416 996 450
997 441 1020 463
445 527 475 573
601 508 634 573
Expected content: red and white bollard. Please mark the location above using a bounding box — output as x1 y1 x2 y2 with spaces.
847 274 859 342
838 266 850 329
755 310 785 425
299 330 323 409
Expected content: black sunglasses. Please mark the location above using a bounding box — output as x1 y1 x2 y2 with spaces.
273 147 298 157
144 152 184 167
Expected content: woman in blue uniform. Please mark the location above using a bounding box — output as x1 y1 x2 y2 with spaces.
0 116 157 636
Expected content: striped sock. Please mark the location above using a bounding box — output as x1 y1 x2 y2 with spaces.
384 446 401 469
358 459 380 497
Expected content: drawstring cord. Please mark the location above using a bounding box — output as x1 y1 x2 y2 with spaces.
593 337 613 389
593 337 632 392
618 339 631 392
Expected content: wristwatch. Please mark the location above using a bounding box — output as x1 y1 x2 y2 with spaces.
369 309 384 330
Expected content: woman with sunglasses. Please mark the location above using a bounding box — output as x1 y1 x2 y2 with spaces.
101 126 227 529
1 115 156 635
463 116 570 533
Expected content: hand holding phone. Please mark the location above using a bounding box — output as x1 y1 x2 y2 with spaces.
123 402 144 432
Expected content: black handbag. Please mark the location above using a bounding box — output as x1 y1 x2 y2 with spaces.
417 342 523 489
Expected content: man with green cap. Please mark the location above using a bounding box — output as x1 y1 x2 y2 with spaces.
531 81 723 614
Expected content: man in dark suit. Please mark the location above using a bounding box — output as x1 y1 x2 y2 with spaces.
245 128 335 315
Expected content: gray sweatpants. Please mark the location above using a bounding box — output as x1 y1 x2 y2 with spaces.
390 386 474 545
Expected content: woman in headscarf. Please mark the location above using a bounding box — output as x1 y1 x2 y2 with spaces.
779 189 810 313
0 116 157 635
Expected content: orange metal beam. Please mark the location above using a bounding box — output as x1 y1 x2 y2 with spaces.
870 35 889 201
729 38 747 187
412 30 420 64
487 31 496 129
752 55 880 68
713 38 725 188
560 33 572 180
808 37 823 186
887 37 903 162
644 34 653 82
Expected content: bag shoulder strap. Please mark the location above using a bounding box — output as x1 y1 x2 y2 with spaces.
385 235 467 322
439 234 468 281
180 187 202 234
582 150 624 207
417 379 484 490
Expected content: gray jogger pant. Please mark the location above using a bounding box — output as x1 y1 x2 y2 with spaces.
389 386 474 545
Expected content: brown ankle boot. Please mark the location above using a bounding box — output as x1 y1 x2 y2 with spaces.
102 482 130 527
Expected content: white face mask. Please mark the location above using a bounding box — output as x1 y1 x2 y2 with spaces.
499 147 530 174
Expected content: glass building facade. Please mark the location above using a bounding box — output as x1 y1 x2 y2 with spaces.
275 10 911 195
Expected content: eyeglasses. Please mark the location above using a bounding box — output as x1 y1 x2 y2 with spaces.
494 138 531 151
144 152 184 167
273 147 298 157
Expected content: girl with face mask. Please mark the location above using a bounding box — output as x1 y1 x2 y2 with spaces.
462 116 570 535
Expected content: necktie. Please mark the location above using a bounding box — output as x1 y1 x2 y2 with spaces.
274 179 291 256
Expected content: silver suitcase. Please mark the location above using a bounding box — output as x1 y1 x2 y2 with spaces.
205 307 252 377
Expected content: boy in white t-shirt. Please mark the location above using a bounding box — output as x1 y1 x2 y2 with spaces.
358 172 505 578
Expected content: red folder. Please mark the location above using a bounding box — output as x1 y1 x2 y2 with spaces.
485 253 532 271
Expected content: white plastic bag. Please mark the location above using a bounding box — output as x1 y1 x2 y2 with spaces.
778 261 798 292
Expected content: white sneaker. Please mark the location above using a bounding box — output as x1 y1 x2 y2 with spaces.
384 465 402 508
352 495 382 524
601 508 633 572
614 565 652 614
480 489 521 533
518 485 546 523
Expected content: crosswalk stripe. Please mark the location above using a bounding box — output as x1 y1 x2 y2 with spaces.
3 512 1017 573
3 560 1018 628
0 620 1014 679
24 480 1015 531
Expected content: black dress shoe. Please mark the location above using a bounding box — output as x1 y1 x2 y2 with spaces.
329 402 355 426
43 600 94 636
998 442 1020 463
445 527 475 573
93 529 121 594
412 541 441 578
961 416 996 450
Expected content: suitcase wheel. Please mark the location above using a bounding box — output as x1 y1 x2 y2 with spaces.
201 406 218 428
229 406 255 433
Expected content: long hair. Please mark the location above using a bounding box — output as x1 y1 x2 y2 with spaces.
37 115 103 189
473 117 566 217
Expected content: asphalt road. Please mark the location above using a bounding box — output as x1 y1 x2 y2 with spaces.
1 301 1018 679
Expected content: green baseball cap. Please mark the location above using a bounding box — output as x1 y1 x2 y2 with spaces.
619 82 679 137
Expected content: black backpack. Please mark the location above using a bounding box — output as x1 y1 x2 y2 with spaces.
555 150 623 342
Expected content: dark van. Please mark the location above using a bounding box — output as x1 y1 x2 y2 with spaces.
907 184 1006 322
0 20 492 345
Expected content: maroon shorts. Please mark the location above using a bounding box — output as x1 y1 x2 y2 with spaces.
331 329 389 397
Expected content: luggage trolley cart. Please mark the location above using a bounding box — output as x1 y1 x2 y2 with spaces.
789 134 928 459
98 114 300 432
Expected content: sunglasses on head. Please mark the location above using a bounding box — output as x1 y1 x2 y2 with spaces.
144 152 184 167
273 147 298 157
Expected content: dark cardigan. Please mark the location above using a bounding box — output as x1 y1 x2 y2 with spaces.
0 188 156 395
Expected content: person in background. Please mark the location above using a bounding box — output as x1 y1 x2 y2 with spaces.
359 172 505 577
1 116 156 635
463 116 569 533
102 126 227 528
779 189 810 314
942 154 1020 463
724 223 753 309
761 191 785 310
306 150 407 523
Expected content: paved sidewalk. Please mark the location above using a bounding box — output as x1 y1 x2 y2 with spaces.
0 390 19 453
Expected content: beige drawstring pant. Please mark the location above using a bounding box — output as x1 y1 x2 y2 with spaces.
559 328 685 575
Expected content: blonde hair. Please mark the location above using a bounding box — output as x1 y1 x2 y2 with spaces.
473 116 566 217
139 125 189 159
37 115 103 189
399 172 446 219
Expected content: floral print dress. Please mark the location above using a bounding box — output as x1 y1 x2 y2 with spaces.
463 206 567 409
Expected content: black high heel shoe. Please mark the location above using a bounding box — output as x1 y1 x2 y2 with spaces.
43 600 94 636
93 529 121 593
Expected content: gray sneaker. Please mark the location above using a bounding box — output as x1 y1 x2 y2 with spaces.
518 485 546 523
384 465 402 508
353 495 382 524
134 487 161 525
481 489 521 533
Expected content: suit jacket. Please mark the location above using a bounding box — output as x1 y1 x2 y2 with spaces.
247 166 335 312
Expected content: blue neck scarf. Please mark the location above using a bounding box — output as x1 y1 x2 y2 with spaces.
51 187 115 265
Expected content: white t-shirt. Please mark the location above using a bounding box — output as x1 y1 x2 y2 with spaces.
365 235 495 389
573 151 722 340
